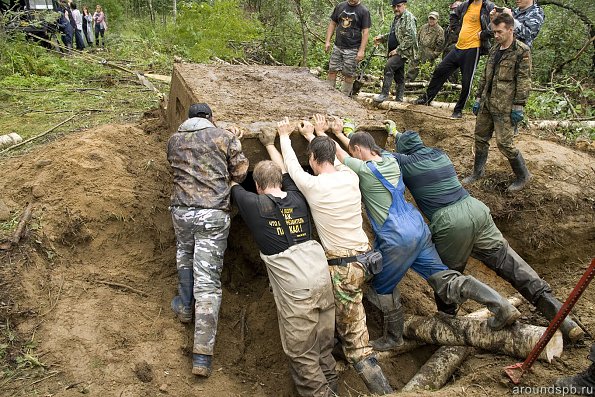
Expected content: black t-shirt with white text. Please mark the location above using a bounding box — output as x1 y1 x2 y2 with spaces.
331 1 372 49
231 174 313 256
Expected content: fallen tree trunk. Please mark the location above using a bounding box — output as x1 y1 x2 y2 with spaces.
356 93 456 111
405 81 463 90
402 296 523 391
529 120 595 130
404 314 562 362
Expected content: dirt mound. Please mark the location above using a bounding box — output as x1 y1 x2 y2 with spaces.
0 103 593 396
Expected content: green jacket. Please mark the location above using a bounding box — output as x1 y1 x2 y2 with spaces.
380 9 418 60
477 39 531 113
418 23 444 58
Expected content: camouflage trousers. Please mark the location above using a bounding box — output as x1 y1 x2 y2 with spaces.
475 103 519 160
329 260 374 365
171 207 230 355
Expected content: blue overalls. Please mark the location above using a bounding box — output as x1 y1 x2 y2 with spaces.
367 162 448 294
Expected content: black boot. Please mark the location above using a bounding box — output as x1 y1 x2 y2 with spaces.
507 152 532 192
414 94 429 105
534 292 585 342
370 292 404 351
353 356 393 395
428 270 520 330
554 345 595 395
434 292 458 316
171 267 194 323
374 74 393 103
394 82 405 102
459 277 521 330
462 148 488 185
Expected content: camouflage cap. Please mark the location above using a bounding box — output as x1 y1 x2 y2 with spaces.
392 0 407 5
429 11 439 19
188 103 213 120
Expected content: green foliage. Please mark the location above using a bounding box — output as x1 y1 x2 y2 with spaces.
160 0 263 63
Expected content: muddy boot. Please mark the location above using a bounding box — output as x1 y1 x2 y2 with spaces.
462 148 488 185
507 152 532 192
460 277 521 330
171 267 194 323
374 74 393 103
554 344 595 395
394 82 405 102
353 356 393 395
534 292 585 343
192 353 212 377
342 81 354 96
414 94 429 105
327 77 337 89
370 290 404 351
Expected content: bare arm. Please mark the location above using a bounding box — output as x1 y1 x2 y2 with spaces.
265 144 287 173
325 20 337 52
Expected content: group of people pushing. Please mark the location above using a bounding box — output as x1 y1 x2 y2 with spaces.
166 103 584 396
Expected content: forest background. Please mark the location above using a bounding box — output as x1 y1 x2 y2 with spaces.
0 0 593 142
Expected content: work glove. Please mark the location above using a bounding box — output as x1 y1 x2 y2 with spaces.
258 128 276 146
472 100 480 116
342 118 355 138
510 109 524 125
383 119 399 138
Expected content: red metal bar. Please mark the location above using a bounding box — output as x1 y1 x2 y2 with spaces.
504 258 595 384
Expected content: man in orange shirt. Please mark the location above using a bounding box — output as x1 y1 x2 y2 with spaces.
415 0 494 119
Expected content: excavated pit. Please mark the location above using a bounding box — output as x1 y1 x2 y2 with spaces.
0 64 593 396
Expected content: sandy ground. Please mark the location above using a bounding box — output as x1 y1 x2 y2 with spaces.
0 66 593 397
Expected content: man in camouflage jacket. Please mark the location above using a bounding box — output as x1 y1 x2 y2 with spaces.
167 103 248 377
463 13 532 192
373 0 418 103
406 11 445 82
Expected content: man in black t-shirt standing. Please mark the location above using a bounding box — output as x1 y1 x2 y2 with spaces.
231 131 337 397
325 0 371 96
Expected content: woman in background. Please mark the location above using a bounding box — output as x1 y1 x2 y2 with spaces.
93 4 107 48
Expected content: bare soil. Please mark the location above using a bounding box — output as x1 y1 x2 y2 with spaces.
0 67 593 397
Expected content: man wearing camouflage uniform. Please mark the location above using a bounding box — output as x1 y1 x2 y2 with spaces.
463 13 532 192
373 0 417 103
278 115 393 395
168 103 248 377
406 11 445 82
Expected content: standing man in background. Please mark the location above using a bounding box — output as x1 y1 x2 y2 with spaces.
406 11 444 83
463 13 532 192
325 0 372 96
415 0 495 119
168 103 248 377
373 0 418 103
496 0 545 47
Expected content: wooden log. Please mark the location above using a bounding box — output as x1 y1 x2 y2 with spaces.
404 314 563 362
402 296 523 391
529 120 595 130
0 203 33 250
356 93 456 110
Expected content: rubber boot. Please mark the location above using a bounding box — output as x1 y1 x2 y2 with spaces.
507 152 532 192
370 291 404 351
342 81 354 97
414 94 429 105
462 148 488 185
374 74 393 103
434 292 458 316
394 82 405 102
460 277 521 330
353 356 393 395
171 267 194 323
327 77 337 89
554 344 595 395
534 292 585 342
192 353 212 377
